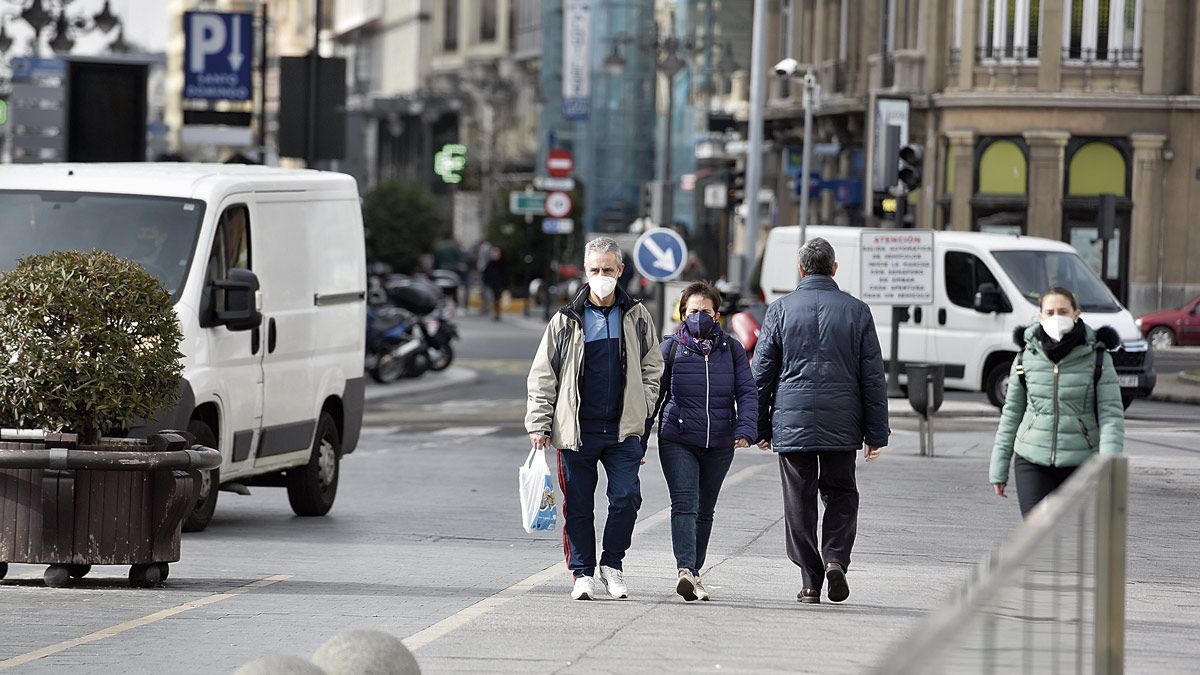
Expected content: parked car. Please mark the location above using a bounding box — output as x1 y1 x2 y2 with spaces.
1136 295 1200 348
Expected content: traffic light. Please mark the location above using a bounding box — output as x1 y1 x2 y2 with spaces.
898 144 923 191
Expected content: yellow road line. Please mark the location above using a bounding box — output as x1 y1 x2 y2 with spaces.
0 574 291 670
403 462 766 651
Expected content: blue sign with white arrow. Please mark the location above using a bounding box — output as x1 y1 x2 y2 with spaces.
183 12 253 102
633 228 688 283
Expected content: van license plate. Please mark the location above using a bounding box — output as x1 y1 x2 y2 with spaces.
1118 375 1138 387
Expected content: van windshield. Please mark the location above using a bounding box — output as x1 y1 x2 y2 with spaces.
992 249 1122 313
0 190 205 300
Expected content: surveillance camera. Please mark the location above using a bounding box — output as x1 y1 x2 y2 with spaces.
773 58 799 77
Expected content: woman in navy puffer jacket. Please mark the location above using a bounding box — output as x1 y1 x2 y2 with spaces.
647 282 757 602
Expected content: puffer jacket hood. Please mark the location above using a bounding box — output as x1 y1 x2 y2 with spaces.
990 321 1125 484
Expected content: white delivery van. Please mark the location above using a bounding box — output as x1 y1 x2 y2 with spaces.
760 226 1155 408
0 163 367 531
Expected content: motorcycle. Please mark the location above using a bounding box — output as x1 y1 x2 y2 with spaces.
366 305 430 383
420 304 459 372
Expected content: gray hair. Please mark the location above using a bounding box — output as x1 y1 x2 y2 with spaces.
584 236 623 264
798 237 836 276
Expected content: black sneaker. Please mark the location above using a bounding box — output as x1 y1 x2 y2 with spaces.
798 588 821 604
825 562 849 603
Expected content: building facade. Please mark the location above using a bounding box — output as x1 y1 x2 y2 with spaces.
763 0 1200 314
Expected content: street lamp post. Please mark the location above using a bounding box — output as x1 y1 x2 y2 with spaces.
796 69 819 247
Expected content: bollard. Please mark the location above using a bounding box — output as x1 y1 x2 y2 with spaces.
905 363 945 457
235 655 327 675
312 630 422 675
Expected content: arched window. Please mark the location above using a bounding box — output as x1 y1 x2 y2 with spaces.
1067 142 1127 196
979 140 1028 195
972 138 1029 234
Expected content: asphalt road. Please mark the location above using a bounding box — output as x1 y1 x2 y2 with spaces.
2 313 1197 673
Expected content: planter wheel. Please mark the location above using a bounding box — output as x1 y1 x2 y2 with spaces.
129 563 165 588
0 562 7 580
157 562 170 581
66 564 91 579
44 565 72 588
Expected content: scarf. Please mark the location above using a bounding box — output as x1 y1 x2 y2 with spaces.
677 323 716 356
1036 318 1087 363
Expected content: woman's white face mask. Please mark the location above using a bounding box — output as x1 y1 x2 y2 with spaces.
1040 315 1075 341
588 274 618 299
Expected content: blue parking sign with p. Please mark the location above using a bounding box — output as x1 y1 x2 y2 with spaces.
184 12 253 102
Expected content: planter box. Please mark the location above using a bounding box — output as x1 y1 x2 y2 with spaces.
0 431 220 587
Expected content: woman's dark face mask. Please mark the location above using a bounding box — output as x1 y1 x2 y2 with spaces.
685 311 716 337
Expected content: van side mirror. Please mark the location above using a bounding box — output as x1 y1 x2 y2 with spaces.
973 283 1009 314
210 268 262 331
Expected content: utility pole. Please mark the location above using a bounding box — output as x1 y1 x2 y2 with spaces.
305 0 322 167
742 0 767 295
797 70 818 247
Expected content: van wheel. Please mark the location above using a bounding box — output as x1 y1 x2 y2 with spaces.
1121 393 1135 410
287 412 340 517
985 360 1013 408
183 419 220 533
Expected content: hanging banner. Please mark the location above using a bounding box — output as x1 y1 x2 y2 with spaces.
562 0 591 121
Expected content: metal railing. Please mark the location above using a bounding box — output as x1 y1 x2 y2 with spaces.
878 454 1128 675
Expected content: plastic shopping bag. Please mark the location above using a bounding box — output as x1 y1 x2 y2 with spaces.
519 447 557 533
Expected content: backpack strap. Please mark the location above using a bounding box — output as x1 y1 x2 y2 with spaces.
1015 349 1027 390
1093 346 1105 423
650 336 678 430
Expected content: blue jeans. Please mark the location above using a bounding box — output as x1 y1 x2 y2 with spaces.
658 439 736 575
557 432 645 578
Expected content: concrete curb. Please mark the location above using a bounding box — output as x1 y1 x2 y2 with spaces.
364 366 480 403
888 400 999 418
1147 372 1200 405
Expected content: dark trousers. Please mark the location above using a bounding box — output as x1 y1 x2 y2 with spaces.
779 451 859 590
557 432 644 578
1014 455 1078 517
658 439 736 575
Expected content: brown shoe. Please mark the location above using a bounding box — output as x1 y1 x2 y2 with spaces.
825 562 849 603
798 588 821 604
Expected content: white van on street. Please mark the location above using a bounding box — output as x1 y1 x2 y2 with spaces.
0 163 367 531
759 226 1155 408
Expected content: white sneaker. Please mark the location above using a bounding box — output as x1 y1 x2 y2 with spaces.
598 566 628 599
676 569 698 601
571 575 595 600
693 576 711 601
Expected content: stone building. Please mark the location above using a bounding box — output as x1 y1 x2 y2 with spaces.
763 0 1200 313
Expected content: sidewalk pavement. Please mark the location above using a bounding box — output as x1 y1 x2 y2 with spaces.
363 366 479 403
409 426 1199 673
1148 370 1200 405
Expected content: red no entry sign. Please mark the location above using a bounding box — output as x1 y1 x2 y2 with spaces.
545 149 574 178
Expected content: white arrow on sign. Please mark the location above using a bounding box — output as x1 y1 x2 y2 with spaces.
643 235 677 273
228 15 244 71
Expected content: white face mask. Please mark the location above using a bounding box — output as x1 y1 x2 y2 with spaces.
589 274 618 299
1040 315 1075 342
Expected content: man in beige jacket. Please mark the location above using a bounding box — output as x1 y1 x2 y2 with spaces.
527 237 663 601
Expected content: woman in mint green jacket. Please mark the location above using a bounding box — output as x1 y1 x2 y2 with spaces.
990 287 1125 516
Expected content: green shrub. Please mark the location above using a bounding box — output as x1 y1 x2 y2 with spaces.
363 180 443 273
0 250 184 444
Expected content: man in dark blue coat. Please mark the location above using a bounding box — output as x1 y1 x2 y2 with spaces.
752 237 889 604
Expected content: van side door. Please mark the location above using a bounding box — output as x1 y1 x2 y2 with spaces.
934 249 1012 391
200 202 265 475
251 193 319 470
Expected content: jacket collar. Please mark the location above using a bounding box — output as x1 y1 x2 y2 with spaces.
796 274 839 292
562 280 636 323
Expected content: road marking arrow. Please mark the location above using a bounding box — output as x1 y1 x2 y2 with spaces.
228 15 244 71
643 236 677 273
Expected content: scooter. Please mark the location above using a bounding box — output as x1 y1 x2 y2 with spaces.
366 305 430 383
